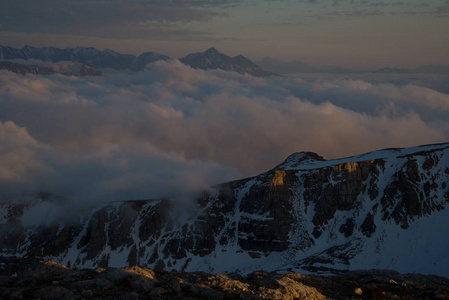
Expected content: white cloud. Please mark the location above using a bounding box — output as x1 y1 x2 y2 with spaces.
0 61 448 202
0 121 47 182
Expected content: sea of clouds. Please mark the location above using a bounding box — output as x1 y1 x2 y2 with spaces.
1 60 449 203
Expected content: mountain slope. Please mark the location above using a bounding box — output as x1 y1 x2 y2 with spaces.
1 143 449 277
0 61 101 76
64 47 136 70
0 45 74 62
0 45 167 71
180 47 271 76
0 61 55 75
131 52 170 71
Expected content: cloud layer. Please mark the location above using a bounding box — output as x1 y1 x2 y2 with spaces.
1 60 449 202
3 0 446 41
0 0 237 40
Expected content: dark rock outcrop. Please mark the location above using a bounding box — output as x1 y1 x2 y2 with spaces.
1 260 448 300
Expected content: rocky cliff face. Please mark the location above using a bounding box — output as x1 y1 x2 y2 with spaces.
1 143 449 277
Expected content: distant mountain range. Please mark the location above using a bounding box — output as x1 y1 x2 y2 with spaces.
0 45 169 72
0 45 270 77
2 45 448 76
0 61 102 76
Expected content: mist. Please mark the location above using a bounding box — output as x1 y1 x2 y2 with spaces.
1 60 448 203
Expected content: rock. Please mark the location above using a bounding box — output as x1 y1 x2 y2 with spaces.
129 276 155 293
117 292 142 300
98 268 130 281
199 288 224 300
4 289 24 300
19 261 69 278
389 279 398 285
90 277 114 291
34 286 76 300
123 266 156 280
149 287 166 296
276 277 328 300
0 261 448 299
81 289 93 297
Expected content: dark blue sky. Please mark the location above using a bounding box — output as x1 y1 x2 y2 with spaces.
1 0 448 67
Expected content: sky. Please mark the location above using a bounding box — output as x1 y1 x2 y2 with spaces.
1 0 449 68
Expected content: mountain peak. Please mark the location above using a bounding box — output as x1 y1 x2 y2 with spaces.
180 47 270 76
275 151 326 170
103 48 120 56
204 47 220 54
131 51 170 71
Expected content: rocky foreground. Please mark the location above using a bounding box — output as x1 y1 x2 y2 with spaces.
1 260 448 300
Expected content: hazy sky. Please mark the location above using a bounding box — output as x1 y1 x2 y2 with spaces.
1 0 448 67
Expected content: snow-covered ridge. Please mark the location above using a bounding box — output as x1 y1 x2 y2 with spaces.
1 142 449 277
277 142 449 170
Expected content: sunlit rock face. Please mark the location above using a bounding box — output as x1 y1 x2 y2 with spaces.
1 143 449 277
